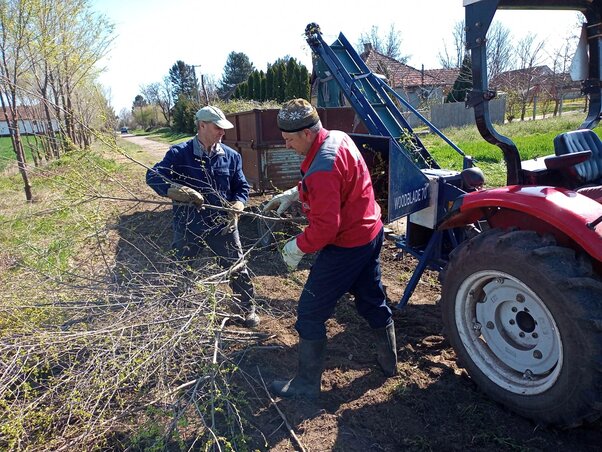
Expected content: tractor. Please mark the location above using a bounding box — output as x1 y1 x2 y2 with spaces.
303 0 602 426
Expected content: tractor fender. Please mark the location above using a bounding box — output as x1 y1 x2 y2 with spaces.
439 185 602 262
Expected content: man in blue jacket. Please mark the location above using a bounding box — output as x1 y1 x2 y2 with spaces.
146 106 259 327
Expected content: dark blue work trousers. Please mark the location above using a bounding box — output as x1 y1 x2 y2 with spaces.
172 226 255 305
295 227 392 340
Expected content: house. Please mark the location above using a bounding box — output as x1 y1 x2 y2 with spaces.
0 106 59 137
490 65 583 117
313 43 459 110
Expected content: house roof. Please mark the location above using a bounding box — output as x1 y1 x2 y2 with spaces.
490 65 554 89
0 105 41 121
360 46 458 89
491 65 582 93
423 68 460 87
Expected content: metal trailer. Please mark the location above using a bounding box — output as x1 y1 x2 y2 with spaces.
304 0 602 427
223 107 368 192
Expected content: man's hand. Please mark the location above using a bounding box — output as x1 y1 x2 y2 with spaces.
263 187 299 215
167 184 204 208
282 238 304 271
222 200 245 235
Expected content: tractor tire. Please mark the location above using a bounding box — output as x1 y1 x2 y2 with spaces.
441 228 602 427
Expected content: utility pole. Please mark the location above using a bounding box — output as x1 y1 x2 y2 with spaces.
192 64 209 106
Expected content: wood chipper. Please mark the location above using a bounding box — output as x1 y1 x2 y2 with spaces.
304 0 602 427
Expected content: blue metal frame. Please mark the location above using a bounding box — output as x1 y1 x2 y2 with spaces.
304 23 471 308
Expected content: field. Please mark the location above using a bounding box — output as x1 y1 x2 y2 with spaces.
0 119 601 450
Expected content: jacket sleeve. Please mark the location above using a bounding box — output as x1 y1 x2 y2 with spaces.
229 153 250 203
146 148 176 197
296 170 342 254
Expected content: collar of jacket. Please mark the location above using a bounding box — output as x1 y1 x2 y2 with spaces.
193 136 225 158
301 128 329 174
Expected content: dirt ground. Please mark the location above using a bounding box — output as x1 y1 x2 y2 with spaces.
128 135 601 451
231 207 601 452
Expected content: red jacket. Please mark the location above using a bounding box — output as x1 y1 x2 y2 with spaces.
296 128 383 254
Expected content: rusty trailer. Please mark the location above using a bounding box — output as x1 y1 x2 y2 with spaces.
223 107 367 192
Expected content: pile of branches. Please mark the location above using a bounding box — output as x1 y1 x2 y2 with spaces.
0 249 272 450
0 136 293 449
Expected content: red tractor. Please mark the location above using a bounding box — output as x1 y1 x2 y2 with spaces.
440 0 602 427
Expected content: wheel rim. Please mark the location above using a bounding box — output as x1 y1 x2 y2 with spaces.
454 270 563 395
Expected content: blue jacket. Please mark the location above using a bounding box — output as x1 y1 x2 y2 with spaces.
146 137 250 233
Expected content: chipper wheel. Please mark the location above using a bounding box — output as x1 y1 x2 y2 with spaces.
441 228 602 427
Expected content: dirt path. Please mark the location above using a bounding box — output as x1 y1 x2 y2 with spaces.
120 133 171 162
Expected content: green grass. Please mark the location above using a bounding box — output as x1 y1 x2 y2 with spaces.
0 135 47 172
131 128 192 145
422 113 590 187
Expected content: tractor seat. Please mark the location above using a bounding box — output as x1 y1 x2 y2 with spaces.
553 129 602 185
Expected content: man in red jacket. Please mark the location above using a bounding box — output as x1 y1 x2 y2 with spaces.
264 99 397 399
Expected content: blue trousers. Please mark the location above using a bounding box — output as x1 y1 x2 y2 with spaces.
172 226 255 305
295 227 392 340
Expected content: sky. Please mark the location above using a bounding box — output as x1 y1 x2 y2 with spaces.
92 0 581 114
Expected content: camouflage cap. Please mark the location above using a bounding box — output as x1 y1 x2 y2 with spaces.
277 99 320 132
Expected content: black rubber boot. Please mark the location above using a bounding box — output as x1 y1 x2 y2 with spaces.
375 322 397 377
271 338 327 399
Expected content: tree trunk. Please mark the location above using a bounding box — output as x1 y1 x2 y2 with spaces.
0 97 33 201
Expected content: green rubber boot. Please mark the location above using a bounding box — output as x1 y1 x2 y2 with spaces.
271 338 327 399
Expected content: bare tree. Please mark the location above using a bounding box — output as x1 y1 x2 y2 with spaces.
0 0 36 201
515 33 546 120
356 24 410 63
439 19 512 79
438 20 465 69
549 32 580 115
140 79 173 126
487 21 514 81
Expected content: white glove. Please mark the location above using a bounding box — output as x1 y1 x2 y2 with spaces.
282 238 304 271
263 187 299 215
222 200 244 235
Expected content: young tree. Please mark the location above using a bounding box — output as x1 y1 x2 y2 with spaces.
259 70 266 101
438 20 465 69
487 22 514 81
515 33 545 120
218 51 254 99
266 66 275 100
446 54 473 103
252 71 261 101
0 0 35 200
140 78 173 125
438 19 512 80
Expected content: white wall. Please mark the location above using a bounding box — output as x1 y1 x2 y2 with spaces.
0 119 59 136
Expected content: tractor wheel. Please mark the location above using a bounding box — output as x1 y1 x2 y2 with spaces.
441 228 602 427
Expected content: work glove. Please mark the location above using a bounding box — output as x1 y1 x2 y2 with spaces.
263 186 299 215
167 184 204 208
222 200 245 235
281 238 304 271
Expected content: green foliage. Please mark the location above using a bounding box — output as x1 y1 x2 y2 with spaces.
169 60 199 102
446 54 472 103
0 136 39 172
423 114 589 187
172 97 200 134
234 57 309 103
218 52 254 99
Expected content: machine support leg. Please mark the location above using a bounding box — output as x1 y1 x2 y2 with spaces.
395 230 443 309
